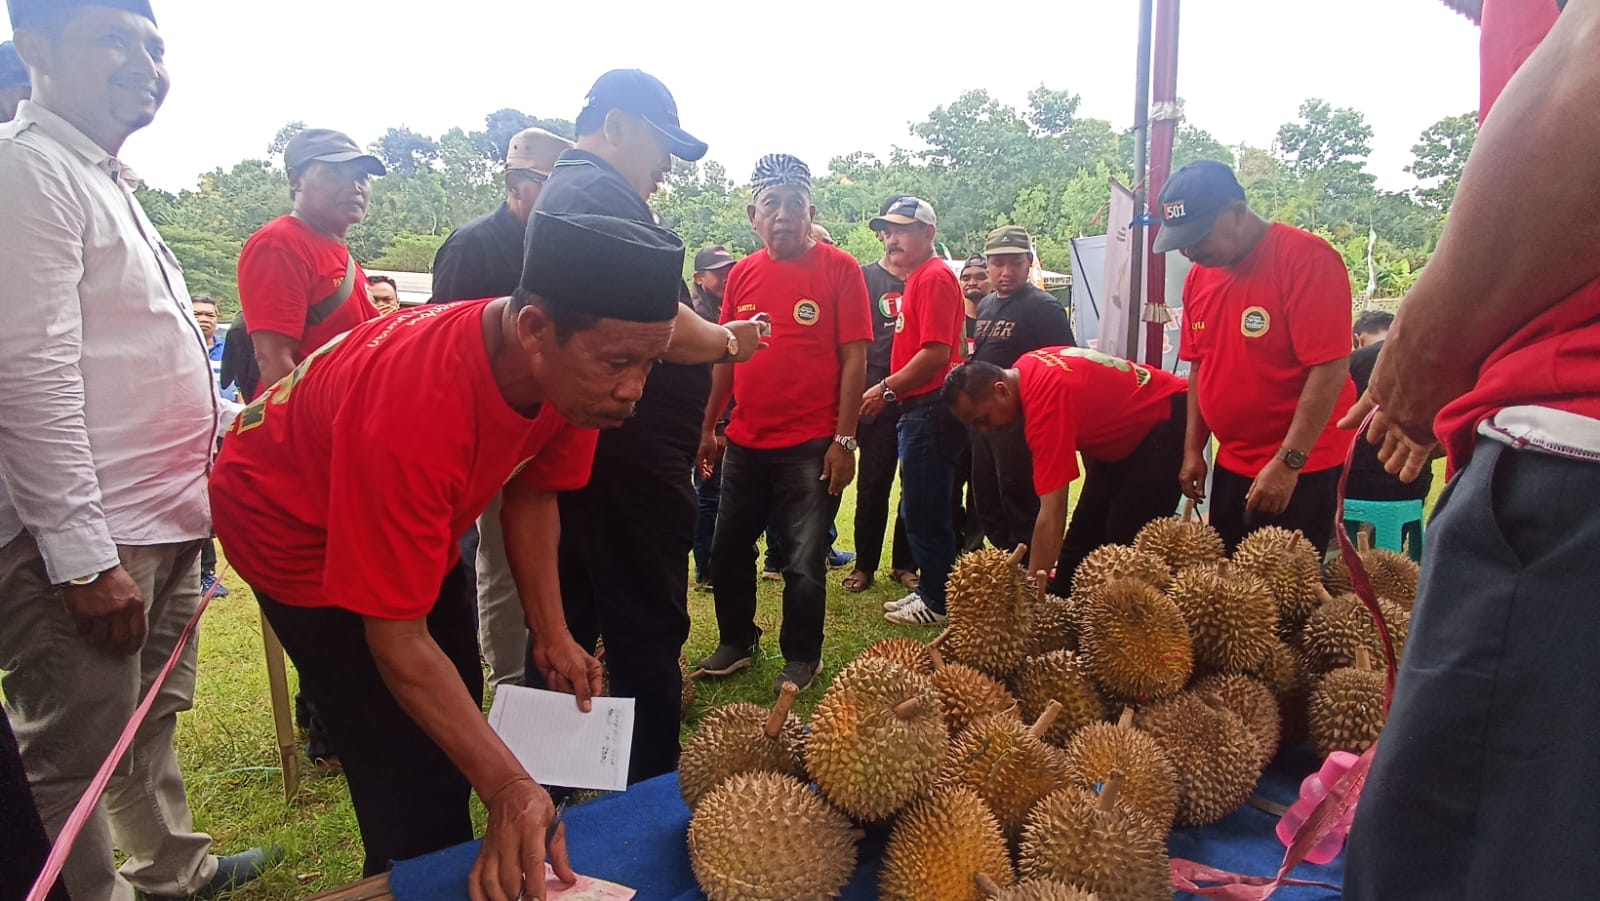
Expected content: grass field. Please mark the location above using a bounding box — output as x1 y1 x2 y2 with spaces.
166 457 1446 898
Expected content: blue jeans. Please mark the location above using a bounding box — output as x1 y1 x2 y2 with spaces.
712 439 840 662
897 403 964 613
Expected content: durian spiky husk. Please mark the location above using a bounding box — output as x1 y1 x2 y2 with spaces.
940 711 1070 841
1061 716 1180 832
1018 786 1171 901
1136 692 1262 827
1070 546 1171 604
1232 526 1323 636
1026 594 1080 657
1133 516 1226 575
688 772 860 901
1245 639 1314 747
806 657 948 821
680 656 696 719
881 787 1015 901
984 880 1099 901
678 695 807 809
1309 665 1387 756
1323 549 1420 607
946 549 1034 679
1168 563 1279 674
1079 579 1193 702
1012 651 1108 747
1299 593 1409 673
860 637 937 675
931 661 1021 736
1190 673 1280 771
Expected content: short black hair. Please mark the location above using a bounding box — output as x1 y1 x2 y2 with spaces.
366 275 397 289
941 360 1008 408
509 285 600 345
1353 310 1394 337
190 295 217 309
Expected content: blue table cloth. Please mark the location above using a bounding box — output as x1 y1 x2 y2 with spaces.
390 748 1343 900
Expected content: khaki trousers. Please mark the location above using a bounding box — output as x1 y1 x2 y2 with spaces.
0 533 217 901
474 492 527 688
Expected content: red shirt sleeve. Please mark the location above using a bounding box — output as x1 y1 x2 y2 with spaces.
238 232 312 342
1285 240 1357 368
835 258 874 346
1178 267 1204 363
918 269 964 351
1022 361 1081 495
507 423 598 494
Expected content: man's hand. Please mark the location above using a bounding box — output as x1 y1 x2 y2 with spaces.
860 382 888 418
723 318 768 363
470 776 575 901
62 565 145 654
531 635 602 712
1179 450 1209 502
821 443 855 496
1339 393 1437 484
696 429 726 481
1245 457 1299 515
1364 328 1473 447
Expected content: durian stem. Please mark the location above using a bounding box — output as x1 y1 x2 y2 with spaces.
928 643 946 670
765 682 800 738
1117 707 1135 730
892 697 924 719
1007 543 1028 568
974 873 1003 898
1183 497 1198 522
850 828 867 842
930 628 951 650
1029 699 1064 738
1314 584 1335 605
1034 570 1048 606
1358 529 1373 551
1355 647 1373 672
1216 561 1231 579
687 669 708 681
1097 770 1127 812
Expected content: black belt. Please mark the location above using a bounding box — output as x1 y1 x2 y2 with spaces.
897 390 941 411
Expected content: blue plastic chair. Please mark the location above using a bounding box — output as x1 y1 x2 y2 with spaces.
1342 498 1425 561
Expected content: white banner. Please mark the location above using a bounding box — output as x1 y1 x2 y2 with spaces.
1099 178 1138 360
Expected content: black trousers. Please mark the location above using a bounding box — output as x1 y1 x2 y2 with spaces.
1346 441 1600 899
712 439 840 663
1209 459 1343 554
1 706 70 901
255 565 479 876
532 476 692 785
969 424 1039 553
853 408 915 575
1052 395 1187 595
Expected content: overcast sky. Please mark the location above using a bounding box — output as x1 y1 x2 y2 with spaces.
7 0 1481 194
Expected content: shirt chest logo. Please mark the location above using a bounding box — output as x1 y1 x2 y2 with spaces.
878 291 902 320
1240 306 1271 339
793 299 821 326
895 312 906 333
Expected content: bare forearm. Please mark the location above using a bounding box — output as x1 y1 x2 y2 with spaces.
1184 368 1211 456
1028 489 1070 580
1283 358 1348 451
702 363 734 435
252 331 298 390
836 345 867 436
500 486 568 640
886 345 951 396
663 305 726 365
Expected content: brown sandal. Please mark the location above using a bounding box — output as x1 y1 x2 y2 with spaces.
842 570 873 592
892 569 920 591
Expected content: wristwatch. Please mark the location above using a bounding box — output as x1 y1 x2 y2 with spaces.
880 380 898 404
722 326 739 361
834 434 859 452
65 571 102 588
1278 448 1309 471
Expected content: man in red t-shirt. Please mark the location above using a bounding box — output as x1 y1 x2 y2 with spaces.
944 348 1188 595
238 128 384 396
860 196 966 626
213 212 724 899
693 155 872 693
1161 160 1356 552
1343 2 1600 897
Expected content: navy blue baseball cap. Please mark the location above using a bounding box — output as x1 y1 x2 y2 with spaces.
1152 160 1247 253
9 0 155 28
579 69 707 162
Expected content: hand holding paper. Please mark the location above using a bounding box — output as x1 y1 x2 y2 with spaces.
488 685 636 793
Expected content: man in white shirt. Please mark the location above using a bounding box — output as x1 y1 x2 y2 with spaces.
0 2 273 899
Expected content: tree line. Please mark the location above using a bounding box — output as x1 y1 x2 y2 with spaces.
133 90 1476 319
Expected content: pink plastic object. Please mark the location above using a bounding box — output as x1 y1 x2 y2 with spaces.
1276 751 1360 864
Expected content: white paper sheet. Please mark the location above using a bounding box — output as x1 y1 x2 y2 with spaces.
487 685 635 792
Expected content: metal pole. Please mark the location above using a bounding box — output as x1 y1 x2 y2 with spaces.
1126 0 1156 361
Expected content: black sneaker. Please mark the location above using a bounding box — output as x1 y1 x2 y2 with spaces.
696 638 759 677
775 659 823 694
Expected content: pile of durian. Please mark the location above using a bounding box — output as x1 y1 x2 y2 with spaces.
681 522 1414 901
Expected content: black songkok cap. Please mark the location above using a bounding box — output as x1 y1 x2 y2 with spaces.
521 212 684 323
9 0 156 29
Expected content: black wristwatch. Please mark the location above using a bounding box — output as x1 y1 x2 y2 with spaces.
1278 448 1309 471
880 380 898 404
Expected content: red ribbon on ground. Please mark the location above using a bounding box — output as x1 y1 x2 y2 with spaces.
1168 410 1400 898
26 562 230 901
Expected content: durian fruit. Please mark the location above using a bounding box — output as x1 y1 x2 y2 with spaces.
941 700 1071 841
806 656 948 821
1018 774 1172 901
1167 561 1278 674
1191 673 1280 771
929 640 1022 736
1012 650 1108 747
976 874 1099 901
880 787 1014 901
680 656 697 719
1246 639 1314 747
1299 588 1409 673
1061 708 1180 832
1232 526 1323 636
1136 692 1262 827
688 772 861 901
1069 546 1171 604
1308 648 1387 756
946 546 1034 680
1323 548 1421 608
1026 572 1081 657
860 637 936 675
1078 578 1193 702
678 682 806 809
1133 509 1225 575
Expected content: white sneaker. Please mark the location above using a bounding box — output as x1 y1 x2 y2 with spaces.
883 590 922 612
885 596 949 626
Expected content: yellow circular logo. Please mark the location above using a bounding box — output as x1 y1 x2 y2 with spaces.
1240 306 1271 338
793 299 821 326
895 312 906 334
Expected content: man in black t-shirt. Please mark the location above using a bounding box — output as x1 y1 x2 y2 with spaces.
1347 339 1433 503
691 245 737 588
969 226 1077 550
